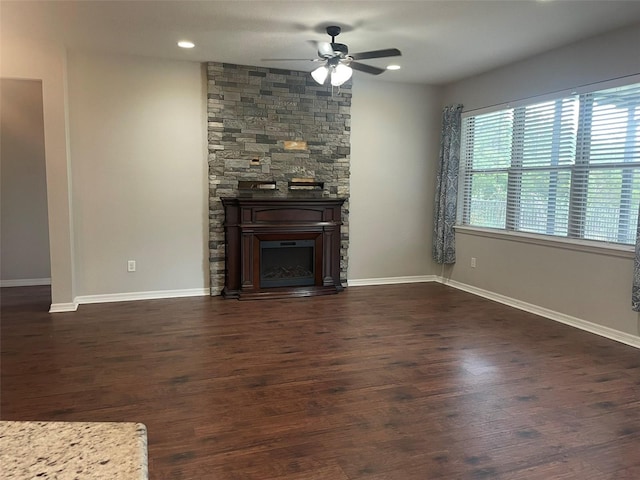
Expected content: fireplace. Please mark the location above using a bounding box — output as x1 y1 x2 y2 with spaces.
221 197 345 299
260 239 315 288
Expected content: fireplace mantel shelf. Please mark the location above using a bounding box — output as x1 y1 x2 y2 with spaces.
221 197 346 300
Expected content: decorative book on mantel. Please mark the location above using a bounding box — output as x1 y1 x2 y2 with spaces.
288 178 324 191
237 179 325 191
238 180 276 190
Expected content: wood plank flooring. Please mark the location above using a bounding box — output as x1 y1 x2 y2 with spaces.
1 283 639 479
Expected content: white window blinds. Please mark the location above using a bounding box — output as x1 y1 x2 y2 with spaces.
459 81 640 245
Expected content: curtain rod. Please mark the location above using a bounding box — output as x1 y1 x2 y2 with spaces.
461 71 640 114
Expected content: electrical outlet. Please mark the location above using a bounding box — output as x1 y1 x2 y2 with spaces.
127 260 136 272
471 257 477 268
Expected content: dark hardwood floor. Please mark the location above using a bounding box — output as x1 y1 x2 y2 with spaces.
1 283 639 479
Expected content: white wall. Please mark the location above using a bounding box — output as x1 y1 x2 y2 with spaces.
1 36 440 303
67 52 208 296
0 35 76 306
445 23 640 112
0 79 51 284
441 23 640 338
67 55 442 296
349 76 442 281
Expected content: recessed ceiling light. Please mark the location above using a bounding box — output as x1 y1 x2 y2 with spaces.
177 41 195 49
386 64 401 71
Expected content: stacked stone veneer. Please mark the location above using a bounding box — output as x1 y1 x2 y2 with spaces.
207 62 351 295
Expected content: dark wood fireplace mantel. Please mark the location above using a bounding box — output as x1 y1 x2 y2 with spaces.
221 197 346 300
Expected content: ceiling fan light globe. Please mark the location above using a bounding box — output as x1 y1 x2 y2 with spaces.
311 65 329 85
330 64 353 86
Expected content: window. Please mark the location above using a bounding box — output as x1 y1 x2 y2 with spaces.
459 82 640 245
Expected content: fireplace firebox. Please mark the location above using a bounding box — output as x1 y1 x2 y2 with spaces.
260 239 315 288
221 197 345 299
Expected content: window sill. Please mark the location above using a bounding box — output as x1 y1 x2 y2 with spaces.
453 225 634 259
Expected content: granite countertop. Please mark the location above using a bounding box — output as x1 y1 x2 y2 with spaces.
0 421 148 479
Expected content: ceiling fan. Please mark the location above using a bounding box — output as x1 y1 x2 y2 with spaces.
266 26 402 86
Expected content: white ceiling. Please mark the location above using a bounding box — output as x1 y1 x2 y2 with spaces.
2 0 640 85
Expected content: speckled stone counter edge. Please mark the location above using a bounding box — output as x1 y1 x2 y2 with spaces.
0 421 149 479
138 422 149 479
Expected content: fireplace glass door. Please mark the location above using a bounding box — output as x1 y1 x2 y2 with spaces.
260 240 315 288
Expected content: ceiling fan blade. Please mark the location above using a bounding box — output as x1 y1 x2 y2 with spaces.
350 61 386 75
316 41 334 58
261 58 319 61
350 48 401 60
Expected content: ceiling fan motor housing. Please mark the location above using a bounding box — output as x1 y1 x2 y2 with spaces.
331 43 348 56
325 26 348 57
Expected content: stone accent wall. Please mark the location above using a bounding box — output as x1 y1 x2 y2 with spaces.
207 62 351 295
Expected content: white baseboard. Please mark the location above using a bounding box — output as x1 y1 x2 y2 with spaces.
1 278 51 287
439 277 640 349
44 273 640 349
74 288 210 305
346 273 639 349
49 302 79 313
347 275 438 287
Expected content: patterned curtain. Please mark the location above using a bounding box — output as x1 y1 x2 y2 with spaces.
633 206 640 311
433 104 463 264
